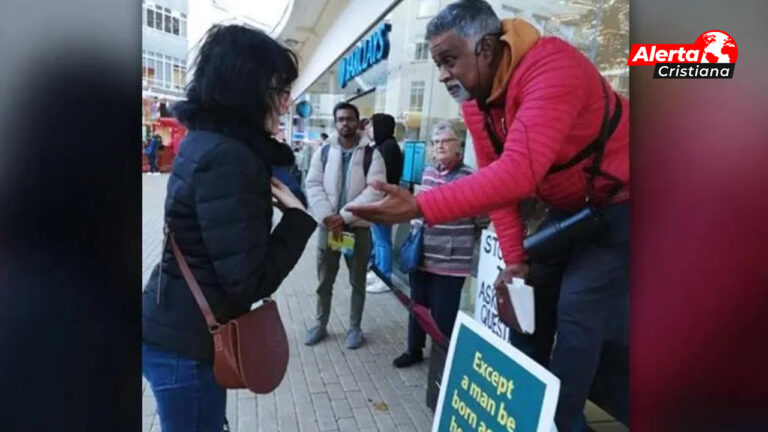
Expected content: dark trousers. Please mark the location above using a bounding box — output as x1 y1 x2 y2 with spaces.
407 270 465 353
316 226 372 329
142 343 226 432
147 153 158 172
509 202 629 432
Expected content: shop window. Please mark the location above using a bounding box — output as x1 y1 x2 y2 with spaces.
501 5 523 17
409 81 425 112
156 60 164 86
531 13 551 32
146 60 156 85
414 42 429 61
165 63 172 88
173 64 186 90
418 0 439 18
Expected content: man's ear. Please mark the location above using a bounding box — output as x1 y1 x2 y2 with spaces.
475 35 494 58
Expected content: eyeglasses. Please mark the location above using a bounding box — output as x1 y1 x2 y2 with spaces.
432 138 459 146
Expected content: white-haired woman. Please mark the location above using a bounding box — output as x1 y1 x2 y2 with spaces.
393 121 488 368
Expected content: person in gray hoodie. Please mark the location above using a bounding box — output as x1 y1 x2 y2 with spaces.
304 102 386 349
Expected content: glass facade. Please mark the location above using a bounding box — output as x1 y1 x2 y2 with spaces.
295 0 629 171
144 1 187 38
142 50 187 92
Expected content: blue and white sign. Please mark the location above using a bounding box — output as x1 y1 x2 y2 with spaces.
433 313 560 432
296 101 313 119
337 23 392 89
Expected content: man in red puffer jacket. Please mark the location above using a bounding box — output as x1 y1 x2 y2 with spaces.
348 1 629 430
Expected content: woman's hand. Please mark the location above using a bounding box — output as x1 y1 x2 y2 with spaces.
271 177 305 211
346 181 422 224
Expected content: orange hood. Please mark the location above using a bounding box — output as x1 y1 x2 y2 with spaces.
486 19 541 104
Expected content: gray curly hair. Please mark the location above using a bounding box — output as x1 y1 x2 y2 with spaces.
425 0 501 44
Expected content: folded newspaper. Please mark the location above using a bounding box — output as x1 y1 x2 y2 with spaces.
507 277 535 335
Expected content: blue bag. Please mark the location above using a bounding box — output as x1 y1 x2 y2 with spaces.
397 220 424 274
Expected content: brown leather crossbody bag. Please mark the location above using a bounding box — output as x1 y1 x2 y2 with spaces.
167 229 289 394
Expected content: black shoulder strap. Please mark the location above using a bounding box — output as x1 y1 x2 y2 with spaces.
547 90 622 176
363 145 373 178
321 144 330 169
484 112 505 157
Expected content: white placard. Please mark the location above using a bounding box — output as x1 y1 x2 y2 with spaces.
474 229 511 341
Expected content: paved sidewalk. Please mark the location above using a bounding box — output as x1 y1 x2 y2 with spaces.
142 174 435 432
141 173 627 432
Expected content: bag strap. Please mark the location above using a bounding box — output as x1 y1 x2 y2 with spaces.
363 145 373 178
166 226 223 332
321 144 330 169
483 77 623 201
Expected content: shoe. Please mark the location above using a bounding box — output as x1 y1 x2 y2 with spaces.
345 327 364 349
304 325 327 346
222 417 230 432
393 350 423 368
366 279 389 293
366 270 378 284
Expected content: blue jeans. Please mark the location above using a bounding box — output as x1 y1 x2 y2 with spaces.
370 223 392 278
147 153 158 173
142 343 226 432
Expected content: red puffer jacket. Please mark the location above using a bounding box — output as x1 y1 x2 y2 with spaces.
416 37 630 264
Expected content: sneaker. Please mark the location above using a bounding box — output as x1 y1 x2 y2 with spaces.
366 270 378 284
304 325 327 346
393 350 423 368
345 327 364 349
366 279 389 293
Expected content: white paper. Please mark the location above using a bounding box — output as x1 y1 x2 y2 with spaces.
508 277 535 334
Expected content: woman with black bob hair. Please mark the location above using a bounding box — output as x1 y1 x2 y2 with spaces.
142 24 317 431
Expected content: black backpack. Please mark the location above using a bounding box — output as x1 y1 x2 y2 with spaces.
320 144 373 177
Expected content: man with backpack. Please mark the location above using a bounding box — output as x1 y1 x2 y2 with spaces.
304 102 386 349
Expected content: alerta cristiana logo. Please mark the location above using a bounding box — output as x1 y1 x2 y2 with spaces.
628 30 738 79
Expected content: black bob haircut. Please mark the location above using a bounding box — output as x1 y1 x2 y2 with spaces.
333 102 360 121
173 24 298 132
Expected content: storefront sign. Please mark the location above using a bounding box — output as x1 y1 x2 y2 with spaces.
338 23 392 89
475 230 511 342
432 313 560 432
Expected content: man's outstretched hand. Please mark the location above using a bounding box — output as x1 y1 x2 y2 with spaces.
346 181 422 224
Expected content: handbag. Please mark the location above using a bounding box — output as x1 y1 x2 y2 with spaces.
167 228 289 394
397 220 424 274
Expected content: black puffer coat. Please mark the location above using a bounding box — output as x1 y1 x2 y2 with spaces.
142 109 317 362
